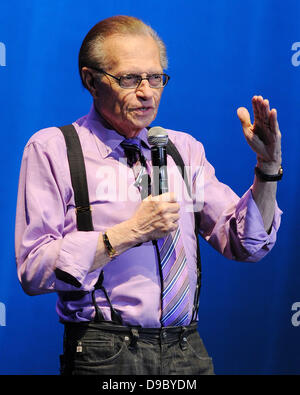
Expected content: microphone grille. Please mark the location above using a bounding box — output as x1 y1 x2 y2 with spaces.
147 127 168 147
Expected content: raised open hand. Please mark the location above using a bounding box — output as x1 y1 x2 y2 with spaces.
237 96 282 171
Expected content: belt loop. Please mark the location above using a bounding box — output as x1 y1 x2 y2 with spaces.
129 328 139 349
179 326 188 351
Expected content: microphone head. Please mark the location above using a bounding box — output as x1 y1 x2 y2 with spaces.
147 126 168 147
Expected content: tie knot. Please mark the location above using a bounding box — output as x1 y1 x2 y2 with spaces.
121 138 143 167
121 138 142 153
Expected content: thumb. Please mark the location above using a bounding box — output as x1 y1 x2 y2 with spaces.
237 107 251 129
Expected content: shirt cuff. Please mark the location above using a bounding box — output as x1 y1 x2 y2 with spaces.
235 188 282 259
54 231 100 288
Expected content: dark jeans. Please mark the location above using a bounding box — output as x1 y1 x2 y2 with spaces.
60 321 214 375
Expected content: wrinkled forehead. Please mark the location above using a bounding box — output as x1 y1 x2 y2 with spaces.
101 34 162 73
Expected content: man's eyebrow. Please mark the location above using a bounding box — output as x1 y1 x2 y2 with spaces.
117 70 163 75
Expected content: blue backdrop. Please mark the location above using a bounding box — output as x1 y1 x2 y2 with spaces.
0 0 299 375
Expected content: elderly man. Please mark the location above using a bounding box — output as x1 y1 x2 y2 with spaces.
15 15 282 375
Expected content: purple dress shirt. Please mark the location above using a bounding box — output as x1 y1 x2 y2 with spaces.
15 103 282 327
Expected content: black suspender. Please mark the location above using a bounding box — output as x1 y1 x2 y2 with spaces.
59 125 94 231
57 124 202 324
54 125 94 288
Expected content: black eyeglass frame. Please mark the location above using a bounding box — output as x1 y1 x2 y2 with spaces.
88 66 170 89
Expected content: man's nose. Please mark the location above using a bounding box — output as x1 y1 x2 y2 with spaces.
136 79 154 100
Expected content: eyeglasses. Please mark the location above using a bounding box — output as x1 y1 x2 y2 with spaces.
89 67 170 89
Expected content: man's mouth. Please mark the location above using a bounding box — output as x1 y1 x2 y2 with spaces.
132 107 154 114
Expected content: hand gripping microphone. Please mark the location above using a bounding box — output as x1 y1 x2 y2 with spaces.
147 127 169 196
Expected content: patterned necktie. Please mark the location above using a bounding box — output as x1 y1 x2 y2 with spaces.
157 228 190 327
121 138 190 327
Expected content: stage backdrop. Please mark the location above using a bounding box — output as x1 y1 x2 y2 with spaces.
0 0 299 375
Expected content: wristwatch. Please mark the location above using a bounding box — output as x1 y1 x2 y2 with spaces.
103 232 118 258
254 165 283 182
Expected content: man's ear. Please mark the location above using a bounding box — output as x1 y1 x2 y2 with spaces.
81 67 98 98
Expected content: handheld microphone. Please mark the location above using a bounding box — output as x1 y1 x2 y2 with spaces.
147 127 169 196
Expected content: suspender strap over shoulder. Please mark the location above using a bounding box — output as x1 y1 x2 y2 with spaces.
54 124 94 289
166 140 191 197
59 124 94 231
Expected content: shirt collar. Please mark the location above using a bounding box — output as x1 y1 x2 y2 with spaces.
78 102 151 158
